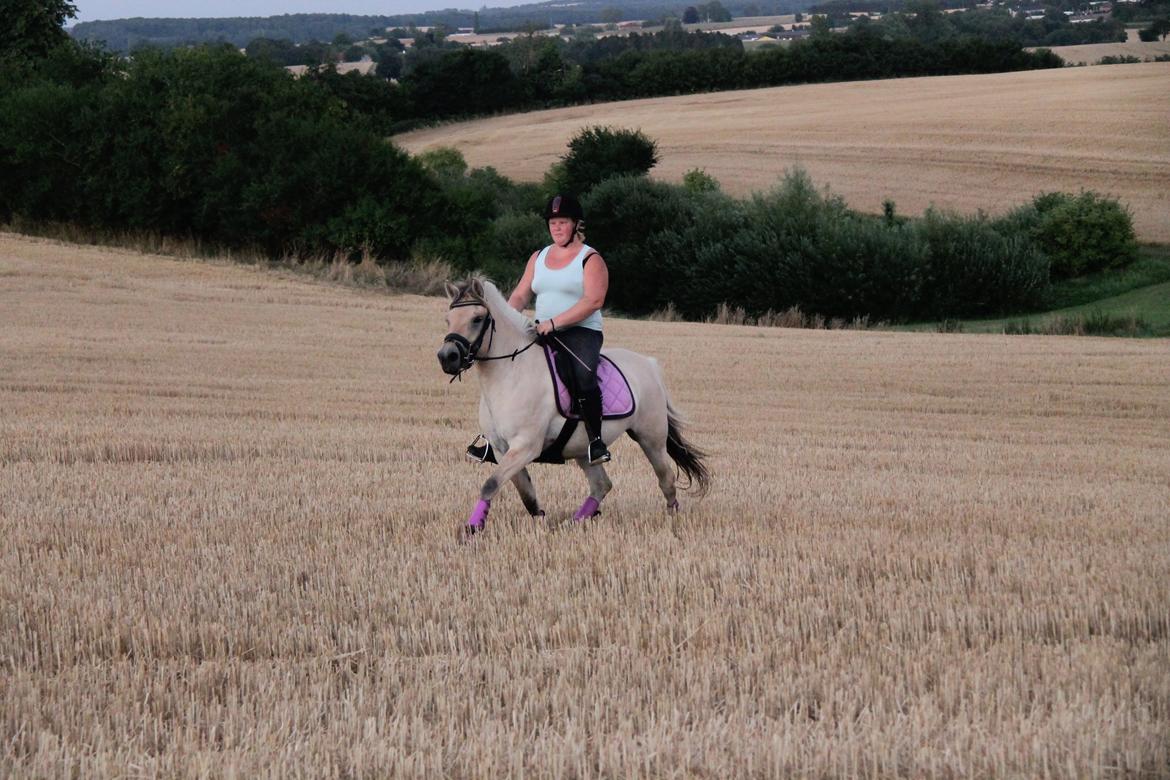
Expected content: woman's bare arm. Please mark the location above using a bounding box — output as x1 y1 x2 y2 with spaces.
508 251 539 312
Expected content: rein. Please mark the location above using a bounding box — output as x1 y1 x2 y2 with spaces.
444 297 540 382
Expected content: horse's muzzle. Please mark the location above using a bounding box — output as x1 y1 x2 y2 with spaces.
437 343 465 376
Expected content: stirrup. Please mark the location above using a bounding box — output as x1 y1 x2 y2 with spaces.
466 434 497 464
587 438 611 465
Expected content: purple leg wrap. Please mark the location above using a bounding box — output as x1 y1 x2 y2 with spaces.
573 496 601 522
467 499 490 529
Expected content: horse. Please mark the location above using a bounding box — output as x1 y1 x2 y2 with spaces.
436 277 710 540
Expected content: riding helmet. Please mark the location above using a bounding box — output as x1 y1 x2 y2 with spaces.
543 193 584 222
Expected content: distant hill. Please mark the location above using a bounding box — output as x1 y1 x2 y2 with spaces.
71 1 809 51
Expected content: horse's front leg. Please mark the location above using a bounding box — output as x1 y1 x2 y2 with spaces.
572 459 613 522
511 468 545 520
461 439 542 540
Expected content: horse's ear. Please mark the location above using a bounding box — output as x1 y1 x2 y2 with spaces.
470 278 485 300
444 281 461 302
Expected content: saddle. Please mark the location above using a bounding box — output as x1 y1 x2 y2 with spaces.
542 344 635 420
467 344 635 466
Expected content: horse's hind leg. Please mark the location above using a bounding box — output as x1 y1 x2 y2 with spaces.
511 468 545 519
572 458 613 521
630 431 679 512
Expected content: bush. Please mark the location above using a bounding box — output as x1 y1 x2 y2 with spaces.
682 168 720 193
0 44 447 259
1022 192 1138 279
1138 19 1170 42
474 211 549 283
559 126 660 195
583 175 699 314
719 172 926 321
581 169 1057 322
915 209 1049 318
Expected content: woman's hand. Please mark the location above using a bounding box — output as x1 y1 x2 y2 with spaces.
536 319 556 336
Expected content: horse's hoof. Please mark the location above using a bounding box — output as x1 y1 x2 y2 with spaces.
457 523 483 544
667 499 680 514
572 497 602 522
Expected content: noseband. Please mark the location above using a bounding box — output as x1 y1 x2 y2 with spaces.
444 299 495 381
443 295 540 382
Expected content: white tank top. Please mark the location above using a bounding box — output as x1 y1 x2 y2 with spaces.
531 244 603 332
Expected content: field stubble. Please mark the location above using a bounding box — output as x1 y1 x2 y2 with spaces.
1040 28 1170 66
394 63 1170 243
1 233 1169 777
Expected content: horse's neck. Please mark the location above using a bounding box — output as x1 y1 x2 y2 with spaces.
475 307 541 395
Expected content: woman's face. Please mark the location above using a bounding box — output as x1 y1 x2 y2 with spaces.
548 217 575 245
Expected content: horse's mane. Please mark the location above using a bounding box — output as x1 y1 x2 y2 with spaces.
450 276 535 336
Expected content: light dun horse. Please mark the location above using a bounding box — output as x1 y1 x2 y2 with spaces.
437 278 710 540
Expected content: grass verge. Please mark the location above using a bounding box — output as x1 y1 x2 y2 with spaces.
912 244 1170 337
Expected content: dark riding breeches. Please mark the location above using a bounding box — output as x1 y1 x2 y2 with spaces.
553 326 603 395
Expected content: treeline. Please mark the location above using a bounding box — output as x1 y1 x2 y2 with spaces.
845 5 1126 47
70 14 408 52
805 1 1126 47
0 45 445 259
1 41 1137 324
1114 0 1170 24
5 12 1138 325
68 1 804 52
583 175 1135 321
310 27 1060 133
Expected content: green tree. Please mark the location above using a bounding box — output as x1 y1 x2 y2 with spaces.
245 38 302 66
1026 192 1137 278
1139 17 1170 40
683 168 719 192
2 0 78 65
682 6 700 23
558 125 659 194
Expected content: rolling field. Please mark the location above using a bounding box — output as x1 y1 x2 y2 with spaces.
2 232 1169 777
395 62 1170 243
1042 28 1170 66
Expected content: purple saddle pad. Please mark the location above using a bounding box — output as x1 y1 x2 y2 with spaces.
542 345 635 420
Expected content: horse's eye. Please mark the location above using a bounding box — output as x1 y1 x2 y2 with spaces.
472 316 483 324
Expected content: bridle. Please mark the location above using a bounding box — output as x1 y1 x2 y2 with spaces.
443 296 540 382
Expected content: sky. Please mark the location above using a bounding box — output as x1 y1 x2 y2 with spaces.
70 1 510 24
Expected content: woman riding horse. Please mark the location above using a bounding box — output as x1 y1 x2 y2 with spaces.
471 193 611 465
439 277 709 538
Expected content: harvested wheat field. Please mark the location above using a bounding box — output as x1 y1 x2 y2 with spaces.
1042 28 1170 67
395 62 1170 243
2 232 1169 778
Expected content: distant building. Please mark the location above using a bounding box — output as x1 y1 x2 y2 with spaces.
285 58 378 78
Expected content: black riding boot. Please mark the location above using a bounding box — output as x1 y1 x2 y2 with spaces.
580 389 611 465
466 434 497 464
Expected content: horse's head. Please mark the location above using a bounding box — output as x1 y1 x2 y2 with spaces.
437 279 491 376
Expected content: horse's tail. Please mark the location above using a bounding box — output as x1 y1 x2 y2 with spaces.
665 397 711 498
